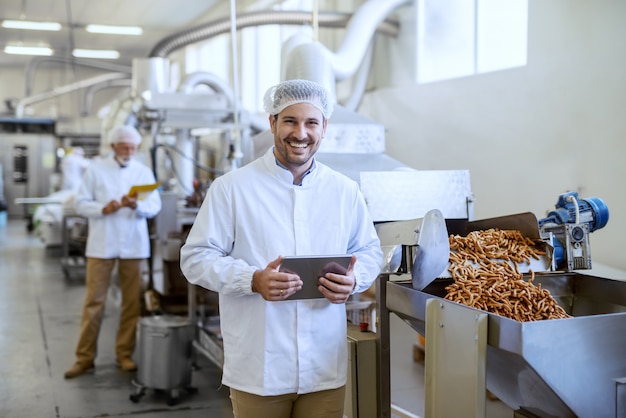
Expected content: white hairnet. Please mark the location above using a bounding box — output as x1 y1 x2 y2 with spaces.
108 125 142 145
263 79 333 119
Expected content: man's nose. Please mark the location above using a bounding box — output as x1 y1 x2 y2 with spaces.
295 124 307 139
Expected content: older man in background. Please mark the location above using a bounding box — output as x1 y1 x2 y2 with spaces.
64 125 161 379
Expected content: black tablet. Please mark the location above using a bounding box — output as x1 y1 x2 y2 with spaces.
279 255 352 300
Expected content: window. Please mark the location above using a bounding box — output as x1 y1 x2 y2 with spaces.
417 0 528 83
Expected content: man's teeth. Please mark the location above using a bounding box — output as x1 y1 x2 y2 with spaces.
290 142 307 148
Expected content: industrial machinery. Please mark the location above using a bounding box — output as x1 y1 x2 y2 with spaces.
376 186 626 418
3 1 409 248
0 119 55 220
538 191 609 271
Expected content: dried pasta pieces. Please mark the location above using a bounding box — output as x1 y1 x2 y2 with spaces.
444 229 570 321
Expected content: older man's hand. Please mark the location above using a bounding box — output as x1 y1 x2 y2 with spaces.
121 194 138 210
102 200 121 215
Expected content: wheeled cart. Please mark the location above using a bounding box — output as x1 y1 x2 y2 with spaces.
61 214 87 280
130 315 197 406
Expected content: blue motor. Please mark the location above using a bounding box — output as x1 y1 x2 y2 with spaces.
538 191 609 232
538 191 609 271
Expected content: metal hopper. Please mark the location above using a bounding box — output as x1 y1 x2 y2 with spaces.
376 214 626 418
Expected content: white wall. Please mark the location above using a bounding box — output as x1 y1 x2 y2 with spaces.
359 0 626 270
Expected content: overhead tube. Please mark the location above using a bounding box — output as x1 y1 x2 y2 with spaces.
24 56 131 96
147 4 405 109
15 72 131 118
82 78 132 116
329 0 410 80
148 10 399 58
341 40 374 112
178 71 267 133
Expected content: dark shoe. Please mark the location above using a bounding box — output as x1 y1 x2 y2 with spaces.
116 358 137 372
64 362 95 379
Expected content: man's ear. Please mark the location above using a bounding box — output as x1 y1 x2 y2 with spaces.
269 115 277 134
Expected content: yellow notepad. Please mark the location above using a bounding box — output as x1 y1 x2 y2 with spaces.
128 182 160 200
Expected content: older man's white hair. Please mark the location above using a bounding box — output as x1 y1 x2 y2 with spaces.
108 126 142 145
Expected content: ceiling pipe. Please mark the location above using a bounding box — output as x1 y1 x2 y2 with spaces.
24 56 132 97
15 72 130 118
342 40 375 112
178 71 268 133
330 0 409 80
148 10 399 58
178 71 236 96
148 3 406 112
82 78 132 116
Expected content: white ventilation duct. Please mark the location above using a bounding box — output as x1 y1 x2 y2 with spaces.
23 56 132 97
148 10 399 58
329 0 409 80
283 42 337 103
15 72 131 119
82 78 131 116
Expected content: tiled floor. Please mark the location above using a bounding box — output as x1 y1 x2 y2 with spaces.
0 218 512 417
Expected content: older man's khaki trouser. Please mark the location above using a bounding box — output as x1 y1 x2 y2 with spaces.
74 257 142 365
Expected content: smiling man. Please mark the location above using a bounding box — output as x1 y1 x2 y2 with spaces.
267 80 328 186
180 79 382 418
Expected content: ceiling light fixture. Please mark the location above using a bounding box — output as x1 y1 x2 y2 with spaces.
1 19 62 31
72 49 120 59
85 24 143 36
4 45 54 56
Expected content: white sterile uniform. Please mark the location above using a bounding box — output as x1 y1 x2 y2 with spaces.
75 154 161 258
180 147 383 396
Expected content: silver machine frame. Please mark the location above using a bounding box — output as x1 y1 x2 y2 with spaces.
369 170 626 418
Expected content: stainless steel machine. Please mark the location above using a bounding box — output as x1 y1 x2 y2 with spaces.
130 315 197 406
375 191 626 418
0 119 56 220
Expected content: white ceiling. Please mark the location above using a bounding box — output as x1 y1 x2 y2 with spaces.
0 0 273 67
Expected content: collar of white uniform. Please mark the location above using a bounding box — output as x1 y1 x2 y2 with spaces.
266 147 317 186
